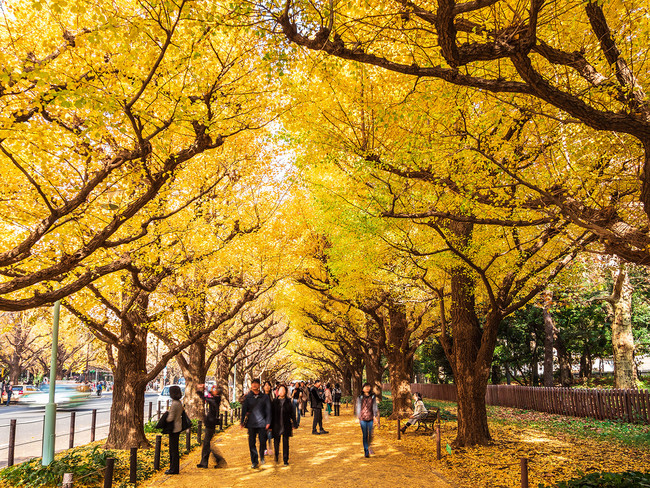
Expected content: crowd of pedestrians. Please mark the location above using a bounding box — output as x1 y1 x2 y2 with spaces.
161 377 410 474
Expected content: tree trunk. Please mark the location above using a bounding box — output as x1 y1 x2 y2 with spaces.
215 355 233 409
177 340 210 420
490 364 501 385
386 305 413 419
554 329 573 386
105 339 149 449
441 222 494 446
543 302 554 387
363 345 383 400
611 264 638 388
341 369 352 396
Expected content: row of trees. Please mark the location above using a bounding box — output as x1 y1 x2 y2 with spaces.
1 0 649 451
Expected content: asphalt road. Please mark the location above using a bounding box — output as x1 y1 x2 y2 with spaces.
0 392 161 467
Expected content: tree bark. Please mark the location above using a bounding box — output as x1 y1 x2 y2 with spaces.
363 345 383 400
386 304 414 419
554 329 573 387
543 301 555 387
611 265 638 388
441 221 495 446
176 339 210 420
105 334 149 449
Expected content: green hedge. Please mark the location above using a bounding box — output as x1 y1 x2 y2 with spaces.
540 471 650 487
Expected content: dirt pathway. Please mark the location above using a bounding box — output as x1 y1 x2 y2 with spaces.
145 407 453 488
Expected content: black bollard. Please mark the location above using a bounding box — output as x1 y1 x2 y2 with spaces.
148 402 152 422
69 411 76 449
104 458 115 488
157 401 161 419
197 420 202 444
397 418 401 440
435 423 441 460
129 447 137 484
8 419 16 466
230 411 234 424
91 409 97 442
185 428 191 452
219 414 224 431
154 435 162 470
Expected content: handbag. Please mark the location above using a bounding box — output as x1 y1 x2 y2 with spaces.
155 411 173 434
181 409 192 431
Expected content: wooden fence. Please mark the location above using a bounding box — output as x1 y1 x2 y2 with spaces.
382 383 650 423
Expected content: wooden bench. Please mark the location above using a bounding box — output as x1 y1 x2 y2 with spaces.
414 408 440 432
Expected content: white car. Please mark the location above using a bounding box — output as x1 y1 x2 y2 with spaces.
21 382 91 407
157 384 185 408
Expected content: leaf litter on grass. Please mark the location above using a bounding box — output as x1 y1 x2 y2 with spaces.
377 415 650 488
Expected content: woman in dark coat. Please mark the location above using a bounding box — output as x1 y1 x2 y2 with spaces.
270 384 298 466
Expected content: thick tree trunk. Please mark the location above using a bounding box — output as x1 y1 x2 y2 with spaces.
105 339 149 449
364 345 383 400
543 302 554 387
386 305 413 419
341 369 352 396
611 265 638 388
442 221 494 447
177 340 210 420
214 356 232 409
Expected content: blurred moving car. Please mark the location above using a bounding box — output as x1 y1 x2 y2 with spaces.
157 384 185 407
21 382 92 408
1 384 39 404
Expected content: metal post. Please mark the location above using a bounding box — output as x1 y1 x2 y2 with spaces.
230 411 233 424
166 399 169 411
8 419 16 466
520 458 529 488
91 409 97 442
397 418 401 440
42 300 61 466
219 414 224 431
185 428 191 452
129 447 137 484
157 401 161 419
69 411 76 449
148 402 152 422
104 457 115 488
154 435 162 470
232 364 236 403
435 423 441 460
197 421 202 444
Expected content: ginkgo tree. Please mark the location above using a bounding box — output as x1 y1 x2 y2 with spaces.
0 0 279 310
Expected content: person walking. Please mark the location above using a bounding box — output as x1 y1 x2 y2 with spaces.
310 380 328 435
241 379 271 469
271 385 298 466
196 384 227 469
4 382 13 406
333 383 342 416
300 382 309 416
262 381 274 457
324 383 333 415
400 392 428 434
355 382 379 458
291 382 302 427
165 385 184 474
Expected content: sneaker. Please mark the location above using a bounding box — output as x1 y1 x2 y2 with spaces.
365 452 370 458
251 463 259 469
196 464 208 469
264 450 268 456
368 448 374 455
320 429 329 434
311 431 320 435
260 457 265 465
283 462 289 466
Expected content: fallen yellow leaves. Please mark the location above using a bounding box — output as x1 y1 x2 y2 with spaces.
377 418 649 488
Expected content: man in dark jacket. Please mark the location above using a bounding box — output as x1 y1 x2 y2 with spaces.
196 384 227 468
241 379 271 468
309 380 328 435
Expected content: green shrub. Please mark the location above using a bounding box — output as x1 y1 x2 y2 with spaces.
540 471 650 487
0 446 111 488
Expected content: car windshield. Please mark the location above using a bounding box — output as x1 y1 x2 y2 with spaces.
161 386 170 396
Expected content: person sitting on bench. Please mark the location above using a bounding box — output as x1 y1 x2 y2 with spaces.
400 392 428 434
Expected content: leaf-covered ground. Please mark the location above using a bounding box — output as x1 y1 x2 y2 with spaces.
376 402 650 488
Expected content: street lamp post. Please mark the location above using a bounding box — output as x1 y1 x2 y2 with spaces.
42 300 60 465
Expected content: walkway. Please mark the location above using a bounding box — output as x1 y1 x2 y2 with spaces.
145 407 453 488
